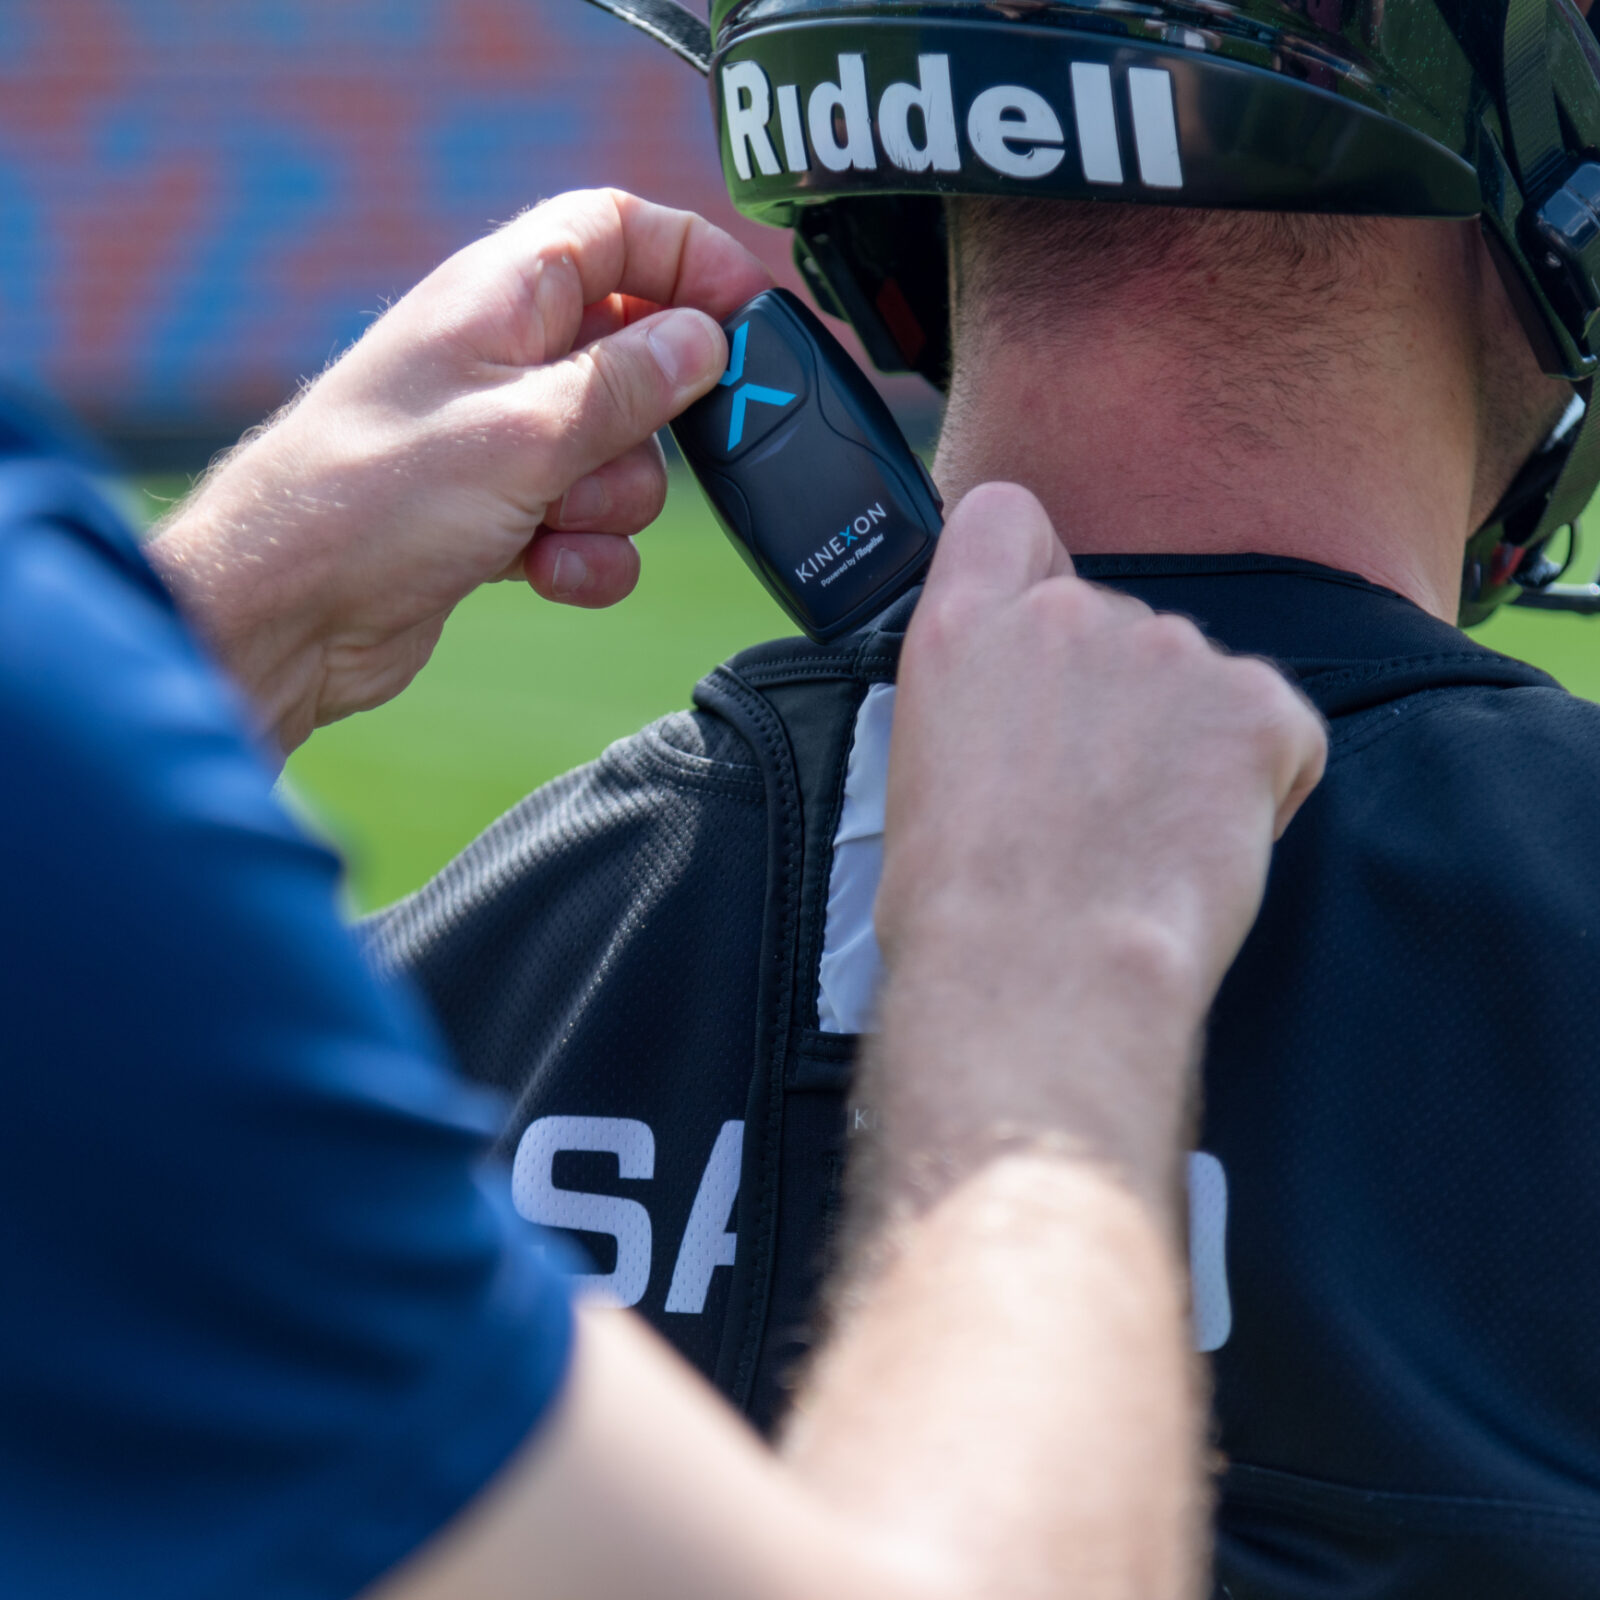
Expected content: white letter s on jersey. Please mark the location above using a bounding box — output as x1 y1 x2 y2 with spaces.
513 1116 655 1307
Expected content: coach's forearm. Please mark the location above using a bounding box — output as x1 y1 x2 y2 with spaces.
866 905 1203 1223
779 959 1205 1600
371 934 1205 1600
790 1153 1201 1600
372 1148 1200 1600
148 465 339 758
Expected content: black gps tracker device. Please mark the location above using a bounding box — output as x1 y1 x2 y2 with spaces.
670 288 943 644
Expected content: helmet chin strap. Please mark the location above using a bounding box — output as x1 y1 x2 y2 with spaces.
1506 385 1600 610
1487 0 1600 613
578 0 711 74
1504 0 1568 194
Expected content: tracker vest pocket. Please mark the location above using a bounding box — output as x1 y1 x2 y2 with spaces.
689 615 902 1420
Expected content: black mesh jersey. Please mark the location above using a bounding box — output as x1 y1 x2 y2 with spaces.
369 553 1600 1598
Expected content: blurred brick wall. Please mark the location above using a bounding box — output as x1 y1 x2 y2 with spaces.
0 0 822 464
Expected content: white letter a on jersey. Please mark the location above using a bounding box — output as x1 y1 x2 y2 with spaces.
666 1121 744 1313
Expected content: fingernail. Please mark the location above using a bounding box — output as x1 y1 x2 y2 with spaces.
558 476 608 529
647 311 718 394
550 546 589 598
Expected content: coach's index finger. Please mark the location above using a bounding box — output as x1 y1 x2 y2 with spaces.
496 189 773 365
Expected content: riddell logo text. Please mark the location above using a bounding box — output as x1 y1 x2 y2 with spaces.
794 500 888 586
723 52 1183 190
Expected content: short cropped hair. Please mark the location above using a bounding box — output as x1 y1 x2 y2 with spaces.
946 197 1384 437
949 197 1370 331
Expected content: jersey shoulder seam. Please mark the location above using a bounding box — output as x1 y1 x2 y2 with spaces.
1225 1460 1600 1544
1327 680 1590 765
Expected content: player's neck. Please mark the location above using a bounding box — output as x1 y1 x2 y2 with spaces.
933 317 1478 624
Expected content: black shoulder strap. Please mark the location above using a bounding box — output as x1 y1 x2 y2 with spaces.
690 634 889 1419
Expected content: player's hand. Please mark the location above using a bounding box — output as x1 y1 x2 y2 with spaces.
875 483 1326 1210
147 189 772 752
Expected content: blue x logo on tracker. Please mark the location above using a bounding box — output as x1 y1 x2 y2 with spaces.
718 323 796 451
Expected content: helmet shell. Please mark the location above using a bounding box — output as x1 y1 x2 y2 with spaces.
710 2 1488 229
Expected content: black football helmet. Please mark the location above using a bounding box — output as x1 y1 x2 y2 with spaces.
587 0 1600 625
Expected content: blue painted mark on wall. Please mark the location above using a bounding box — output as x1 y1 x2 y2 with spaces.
0 0 769 446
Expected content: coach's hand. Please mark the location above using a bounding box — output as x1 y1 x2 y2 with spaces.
875 483 1327 1215
147 189 771 753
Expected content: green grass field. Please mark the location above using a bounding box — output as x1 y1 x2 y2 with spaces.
139 469 798 911
137 471 1600 914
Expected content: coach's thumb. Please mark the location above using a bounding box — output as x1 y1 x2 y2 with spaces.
533 307 726 491
923 482 1073 612
641 308 727 403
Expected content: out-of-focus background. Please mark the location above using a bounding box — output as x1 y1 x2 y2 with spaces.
1 0 754 462
8 0 1599 909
